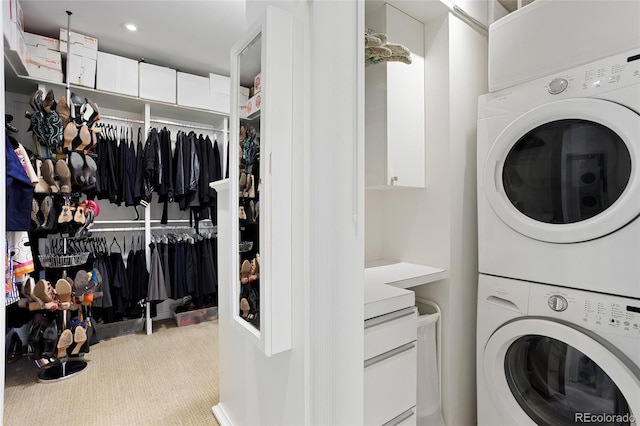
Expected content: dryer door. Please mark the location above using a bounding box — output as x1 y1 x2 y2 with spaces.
483 318 640 425
483 98 640 243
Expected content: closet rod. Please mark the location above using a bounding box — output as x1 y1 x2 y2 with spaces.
93 219 214 225
89 225 216 233
100 115 145 124
149 118 225 132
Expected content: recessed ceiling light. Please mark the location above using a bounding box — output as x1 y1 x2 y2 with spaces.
124 23 137 32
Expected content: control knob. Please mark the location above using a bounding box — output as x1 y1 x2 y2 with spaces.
548 78 568 95
548 295 568 312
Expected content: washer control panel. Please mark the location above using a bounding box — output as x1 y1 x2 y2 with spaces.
529 283 640 338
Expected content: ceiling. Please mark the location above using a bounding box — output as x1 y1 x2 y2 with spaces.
19 0 247 78
497 0 536 13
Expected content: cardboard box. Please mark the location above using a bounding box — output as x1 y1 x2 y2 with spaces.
60 41 97 60
96 51 138 97
253 72 262 93
67 54 96 88
59 28 98 50
4 23 29 74
4 0 23 33
24 32 59 51
139 62 176 103
239 86 250 98
26 45 61 62
28 60 63 83
177 72 212 110
246 92 262 117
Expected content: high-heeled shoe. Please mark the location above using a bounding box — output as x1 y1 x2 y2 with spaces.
56 329 73 359
71 326 87 356
33 279 58 311
42 321 58 357
240 260 251 284
249 257 260 282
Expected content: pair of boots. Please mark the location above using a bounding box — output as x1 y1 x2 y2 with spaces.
36 158 72 194
25 89 64 151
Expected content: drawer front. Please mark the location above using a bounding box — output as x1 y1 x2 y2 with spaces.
365 307 416 360
364 343 417 426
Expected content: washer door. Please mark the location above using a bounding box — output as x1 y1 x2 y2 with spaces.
483 318 640 425
483 98 640 243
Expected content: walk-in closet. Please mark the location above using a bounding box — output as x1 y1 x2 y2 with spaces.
2 1 252 423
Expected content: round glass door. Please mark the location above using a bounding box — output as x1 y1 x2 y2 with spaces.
483 318 640 425
503 119 631 224
505 335 632 425
483 98 640 243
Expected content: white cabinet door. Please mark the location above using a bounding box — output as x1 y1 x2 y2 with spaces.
365 4 425 189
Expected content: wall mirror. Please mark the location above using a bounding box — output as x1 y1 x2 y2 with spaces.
229 6 293 356
236 33 262 333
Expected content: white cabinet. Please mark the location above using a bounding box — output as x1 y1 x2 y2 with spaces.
364 307 417 425
365 4 425 189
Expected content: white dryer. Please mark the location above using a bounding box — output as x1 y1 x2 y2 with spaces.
477 49 640 298
477 274 640 425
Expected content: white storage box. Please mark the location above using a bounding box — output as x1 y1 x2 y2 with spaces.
177 72 211 110
96 51 138 97
24 32 59 52
67 54 96 88
139 62 176 103
209 73 230 96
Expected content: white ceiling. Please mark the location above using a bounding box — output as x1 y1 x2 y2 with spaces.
19 0 247 78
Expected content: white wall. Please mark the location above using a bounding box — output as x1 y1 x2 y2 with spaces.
364 12 487 426
216 1 364 425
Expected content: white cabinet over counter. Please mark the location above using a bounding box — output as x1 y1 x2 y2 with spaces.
365 3 425 189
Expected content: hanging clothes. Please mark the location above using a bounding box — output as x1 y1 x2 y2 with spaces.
6 135 34 231
147 242 167 302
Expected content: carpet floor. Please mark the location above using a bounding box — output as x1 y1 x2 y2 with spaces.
4 319 219 426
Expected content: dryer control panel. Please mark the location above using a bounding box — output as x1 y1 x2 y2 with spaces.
528 283 640 338
479 49 640 117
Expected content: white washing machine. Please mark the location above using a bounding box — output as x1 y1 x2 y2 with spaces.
477 274 640 425
477 49 640 298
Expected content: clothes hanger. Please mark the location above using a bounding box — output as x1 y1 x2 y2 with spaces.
109 236 122 254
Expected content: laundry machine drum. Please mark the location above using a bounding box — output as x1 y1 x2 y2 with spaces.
483 318 640 426
483 98 640 243
504 334 631 425
502 119 631 225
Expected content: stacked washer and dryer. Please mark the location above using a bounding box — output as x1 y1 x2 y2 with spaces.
476 1 640 425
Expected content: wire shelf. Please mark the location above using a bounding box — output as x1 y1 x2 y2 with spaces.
38 253 90 268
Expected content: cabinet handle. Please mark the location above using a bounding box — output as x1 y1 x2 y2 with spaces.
364 307 415 329
364 342 415 368
382 407 415 426
390 176 398 185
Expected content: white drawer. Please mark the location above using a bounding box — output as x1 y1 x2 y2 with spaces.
364 342 417 426
364 307 416 360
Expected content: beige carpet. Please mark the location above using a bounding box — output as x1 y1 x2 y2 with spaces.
4 319 220 426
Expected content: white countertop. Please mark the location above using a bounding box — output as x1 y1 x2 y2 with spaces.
364 261 446 320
